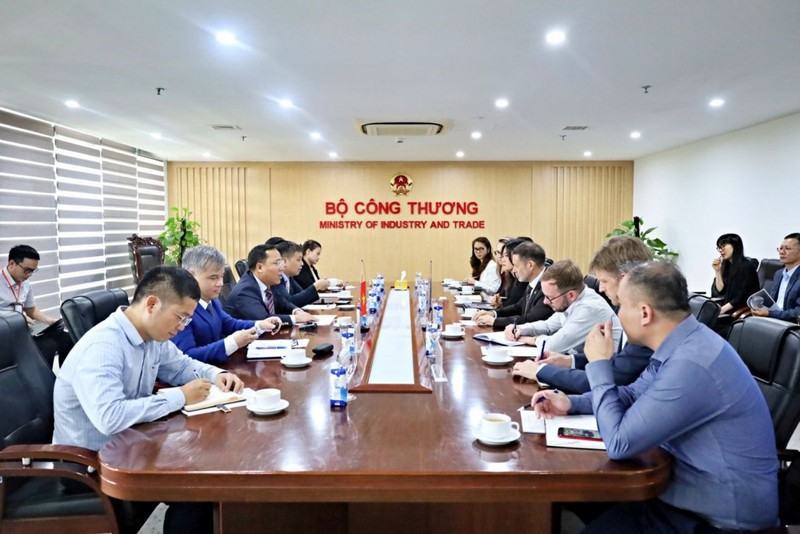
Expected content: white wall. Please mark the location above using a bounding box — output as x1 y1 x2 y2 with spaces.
634 111 800 292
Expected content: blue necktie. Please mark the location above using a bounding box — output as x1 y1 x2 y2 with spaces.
264 288 275 314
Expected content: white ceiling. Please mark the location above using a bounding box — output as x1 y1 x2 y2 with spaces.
2 1 799 163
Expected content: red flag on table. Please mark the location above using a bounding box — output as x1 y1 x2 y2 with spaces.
359 259 367 315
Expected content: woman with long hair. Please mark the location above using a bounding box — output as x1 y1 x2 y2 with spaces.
711 233 760 314
295 239 323 289
465 236 500 293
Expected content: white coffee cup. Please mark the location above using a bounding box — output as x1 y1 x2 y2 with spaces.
283 348 307 365
461 285 473 295
480 413 519 440
485 347 510 362
250 388 281 410
338 290 352 299
328 278 341 287
445 323 464 336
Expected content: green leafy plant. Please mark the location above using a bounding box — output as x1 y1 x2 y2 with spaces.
607 216 678 261
159 207 202 266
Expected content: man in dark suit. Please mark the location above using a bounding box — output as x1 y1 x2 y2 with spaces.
473 241 554 328
513 236 654 393
172 246 281 363
752 232 800 322
223 244 316 324
274 240 329 307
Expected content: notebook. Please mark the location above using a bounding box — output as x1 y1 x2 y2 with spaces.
545 415 606 450
247 339 310 360
747 289 776 310
30 318 64 337
472 331 524 346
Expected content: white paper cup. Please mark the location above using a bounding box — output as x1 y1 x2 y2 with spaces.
480 413 519 440
250 388 281 410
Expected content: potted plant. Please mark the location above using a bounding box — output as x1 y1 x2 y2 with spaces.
607 216 678 261
160 207 202 266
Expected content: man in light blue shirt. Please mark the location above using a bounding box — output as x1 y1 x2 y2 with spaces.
54 266 244 533
533 261 778 532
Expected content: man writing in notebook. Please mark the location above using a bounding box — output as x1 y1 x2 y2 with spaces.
54 266 244 533
533 261 778 532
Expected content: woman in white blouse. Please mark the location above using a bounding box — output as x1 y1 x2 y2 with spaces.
465 236 501 293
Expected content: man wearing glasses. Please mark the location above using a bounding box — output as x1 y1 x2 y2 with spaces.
0 244 73 367
224 243 316 324
752 232 800 321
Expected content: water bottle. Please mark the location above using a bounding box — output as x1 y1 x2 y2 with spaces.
340 326 354 355
425 322 439 360
377 274 385 298
368 291 378 315
432 302 444 329
330 362 348 408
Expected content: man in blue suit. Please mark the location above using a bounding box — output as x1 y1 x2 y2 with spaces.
172 246 281 363
223 244 317 325
274 240 329 307
752 232 800 322
513 236 654 393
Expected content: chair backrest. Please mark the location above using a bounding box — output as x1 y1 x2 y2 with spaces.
60 289 130 344
758 258 784 293
727 316 800 448
234 259 248 278
0 311 55 450
218 264 237 306
688 294 721 329
127 234 165 284
745 256 759 270
583 274 613 308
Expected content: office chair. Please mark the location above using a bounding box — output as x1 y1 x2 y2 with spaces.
234 259 247 278
688 294 721 329
126 234 164 284
758 258 785 294
60 288 130 344
583 274 613 309
0 311 123 533
218 264 237 306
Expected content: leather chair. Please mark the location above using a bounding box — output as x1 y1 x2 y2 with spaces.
583 274 613 308
234 259 247 278
60 289 130 344
758 258 784 294
0 311 123 533
126 234 164 284
688 294 721 329
218 264 237 306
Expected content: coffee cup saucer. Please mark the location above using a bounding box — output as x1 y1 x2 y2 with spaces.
441 330 465 339
281 357 312 368
247 398 289 416
475 428 521 446
481 354 513 366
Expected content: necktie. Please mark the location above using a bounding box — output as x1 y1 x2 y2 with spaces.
285 276 291 293
523 285 535 315
264 287 275 314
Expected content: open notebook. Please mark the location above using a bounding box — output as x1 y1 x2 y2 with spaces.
472 331 524 346
157 385 247 413
545 415 606 451
247 339 310 360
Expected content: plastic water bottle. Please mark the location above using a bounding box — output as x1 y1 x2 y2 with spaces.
330 362 348 408
368 291 378 315
425 323 439 360
432 302 444 329
377 274 385 298
340 327 354 355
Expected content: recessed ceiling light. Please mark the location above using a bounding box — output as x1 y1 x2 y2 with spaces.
471 131 482 140
456 151 465 158
310 132 322 140
495 98 509 109
630 131 641 139
583 151 592 157
215 31 237 45
546 30 566 45
709 98 725 108
328 151 338 158
150 133 162 140
64 99 80 109
277 99 294 109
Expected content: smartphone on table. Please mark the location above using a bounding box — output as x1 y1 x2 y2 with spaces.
557 427 603 442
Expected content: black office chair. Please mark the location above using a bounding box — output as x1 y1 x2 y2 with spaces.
126 234 164 284
61 289 130 344
218 264 237 306
688 294 721 329
758 258 784 294
234 259 248 278
583 274 613 309
0 311 123 533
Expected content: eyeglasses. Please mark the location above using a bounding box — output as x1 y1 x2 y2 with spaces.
473 247 487 253
172 310 193 327
543 290 572 304
264 259 285 267
21 266 39 275
777 246 799 253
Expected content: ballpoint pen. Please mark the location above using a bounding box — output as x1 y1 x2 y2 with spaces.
537 340 547 361
518 389 559 411
512 318 519 340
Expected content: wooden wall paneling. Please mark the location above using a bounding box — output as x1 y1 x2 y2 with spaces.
529 162 559 259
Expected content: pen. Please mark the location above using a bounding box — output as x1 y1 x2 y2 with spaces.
512 318 519 340
538 340 547 361
518 389 560 411
216 404 231 413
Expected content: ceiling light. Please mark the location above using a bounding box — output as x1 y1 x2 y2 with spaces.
495 98 509 109
277 99 294 109
630 131 641 139
150 133 162 140
471 131 482 140
456 151 465 158
215 31 237 45
328 151 338 158
583 151 592 157
546 30 566 45
64 99 80 109
310 132 322 140
709 98 725 108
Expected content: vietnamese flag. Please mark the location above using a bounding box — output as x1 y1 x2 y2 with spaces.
359 260 367 315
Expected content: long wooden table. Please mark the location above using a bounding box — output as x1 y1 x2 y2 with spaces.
99 289 670 533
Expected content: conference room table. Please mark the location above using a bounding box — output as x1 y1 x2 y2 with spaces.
99 287 670 534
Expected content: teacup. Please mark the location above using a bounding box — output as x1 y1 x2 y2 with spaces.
283 349 307 365
328 278 341 287
249 388 281 410
485 347 511 362
480 413 519 440
444 323 464 336
461 286 473 295
336 316 353 328
338 290 352 299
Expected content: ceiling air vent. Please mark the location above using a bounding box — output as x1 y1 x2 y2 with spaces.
210 124 242 130
562 125 589 131
360 121 447 136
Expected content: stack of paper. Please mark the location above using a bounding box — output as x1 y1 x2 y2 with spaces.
247 339 310 359
472 331 524 346
303 303 337 311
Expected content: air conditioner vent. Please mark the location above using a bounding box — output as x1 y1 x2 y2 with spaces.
210 124 242 130
562 125 589 131
360 121 447 136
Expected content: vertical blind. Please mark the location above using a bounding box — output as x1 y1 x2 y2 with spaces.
0 107 166 314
